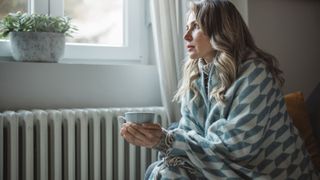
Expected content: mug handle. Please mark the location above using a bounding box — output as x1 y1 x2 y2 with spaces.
155 114 161 124
118 116 126 123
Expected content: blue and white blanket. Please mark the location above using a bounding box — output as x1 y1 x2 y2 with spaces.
148 59 319 179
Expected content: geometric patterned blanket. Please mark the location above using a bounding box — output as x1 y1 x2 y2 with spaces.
148 59 319 179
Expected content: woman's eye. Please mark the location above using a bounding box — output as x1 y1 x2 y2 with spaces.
186 23 200 31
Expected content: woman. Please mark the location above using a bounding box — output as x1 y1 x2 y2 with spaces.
121 0 319 179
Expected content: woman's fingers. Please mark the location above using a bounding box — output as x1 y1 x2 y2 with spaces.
120 122 162 148
141 123 162 129
132 124 162 138
126 125 148 142
124 130 154 147
121 124 144 145
129 124 161 142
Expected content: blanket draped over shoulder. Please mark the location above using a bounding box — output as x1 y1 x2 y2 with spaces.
148 59 319 179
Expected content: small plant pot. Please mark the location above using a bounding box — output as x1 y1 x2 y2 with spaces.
9 32 65 62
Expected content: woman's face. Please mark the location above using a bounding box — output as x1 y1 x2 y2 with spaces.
184 12 215 63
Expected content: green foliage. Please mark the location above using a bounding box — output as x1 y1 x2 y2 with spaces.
0 12 77 38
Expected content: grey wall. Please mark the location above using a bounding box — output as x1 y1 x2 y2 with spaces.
0 60 161 111
248 0 320 97
229 0 248 24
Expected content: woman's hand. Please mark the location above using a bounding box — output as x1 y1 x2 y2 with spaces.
120 122 163 148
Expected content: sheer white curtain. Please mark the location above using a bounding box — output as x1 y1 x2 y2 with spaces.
150 0 187 123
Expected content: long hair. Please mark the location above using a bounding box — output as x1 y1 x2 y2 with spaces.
174 0 284 104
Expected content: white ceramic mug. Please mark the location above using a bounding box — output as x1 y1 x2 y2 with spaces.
119 112 160 124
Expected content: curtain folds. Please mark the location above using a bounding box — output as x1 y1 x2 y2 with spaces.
150 0 187 123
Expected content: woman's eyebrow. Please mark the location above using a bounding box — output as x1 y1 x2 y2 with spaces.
186 21 197 30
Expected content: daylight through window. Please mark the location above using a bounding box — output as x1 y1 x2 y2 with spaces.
64 0 124 46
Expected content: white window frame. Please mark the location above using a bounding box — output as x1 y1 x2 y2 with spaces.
0 0 148 64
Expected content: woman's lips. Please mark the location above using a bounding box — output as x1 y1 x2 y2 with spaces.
187 45 195 51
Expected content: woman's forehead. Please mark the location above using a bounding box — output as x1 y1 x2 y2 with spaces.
186 12 196 24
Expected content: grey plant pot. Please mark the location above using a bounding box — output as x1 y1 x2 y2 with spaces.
9 32 65 62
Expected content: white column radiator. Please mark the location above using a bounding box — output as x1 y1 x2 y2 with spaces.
0 107 168 180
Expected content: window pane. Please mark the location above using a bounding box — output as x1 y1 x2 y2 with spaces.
0 0 28 18
65 0 124 46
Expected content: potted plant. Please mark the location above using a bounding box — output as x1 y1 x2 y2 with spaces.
0 12 76 62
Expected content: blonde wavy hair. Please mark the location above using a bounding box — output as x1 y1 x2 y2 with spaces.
173 0 284 104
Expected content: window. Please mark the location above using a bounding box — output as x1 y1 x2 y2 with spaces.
65 0 123 46
0 0 28 16
0 0 28 56
0 0 147 63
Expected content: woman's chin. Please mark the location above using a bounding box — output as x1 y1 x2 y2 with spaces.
188 53 199 60
189 55 200 60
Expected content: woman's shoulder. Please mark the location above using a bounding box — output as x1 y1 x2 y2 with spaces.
240 57 266 70
233 58 275 89
238 58 270 78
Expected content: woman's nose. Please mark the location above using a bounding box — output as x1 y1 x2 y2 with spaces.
184 31 192 42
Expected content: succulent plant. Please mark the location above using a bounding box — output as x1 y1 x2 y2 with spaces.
0 11 77 38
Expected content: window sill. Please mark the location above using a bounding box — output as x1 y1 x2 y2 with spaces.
0 57 153 66
0 35 149 65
